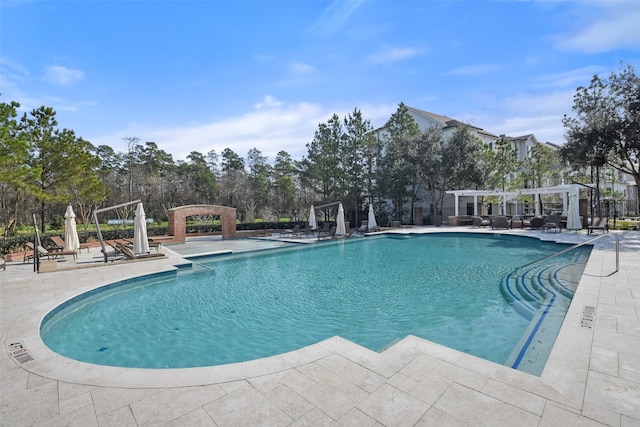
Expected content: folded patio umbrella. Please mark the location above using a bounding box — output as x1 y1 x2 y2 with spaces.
336 203 346 236
133 202 150 254
64 204 80 252
309 205 317 230
368 204 378 230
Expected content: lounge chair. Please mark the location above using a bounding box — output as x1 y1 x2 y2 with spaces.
123 238 162 251
23 242 38 263
104 240 128 260
118 243 165 260
510 215 523 229
49 235 65 250
283 224 301 237
491 216 510 229
294 224 310 238
542 215 561 233
318 225 336 240
49 236 91 254
472 216 490 228
316 223 330 236
587 217 609 234
24 242 76 262
345 227 357 238
529 217 545 230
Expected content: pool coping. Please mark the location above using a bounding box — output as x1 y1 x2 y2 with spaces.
3 227 636 424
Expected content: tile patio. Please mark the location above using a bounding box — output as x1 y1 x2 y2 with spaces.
1 228 638 426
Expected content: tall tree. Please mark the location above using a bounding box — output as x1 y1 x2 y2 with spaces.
206 149 220 177
380 103 422 222
0 100 39 236
122 136 140 201
305 114 342 203
273 151 296 218
21 106 105 232
186 151 218 204
246 148 272 219
562 63 640 214
421 124 484 225
219 148 247 213
341 108 375 226
608 64 640 212
485 135 520 191
521 143 560 189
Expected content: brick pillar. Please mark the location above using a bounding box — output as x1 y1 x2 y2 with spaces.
167 209 175 236
221 211 237 239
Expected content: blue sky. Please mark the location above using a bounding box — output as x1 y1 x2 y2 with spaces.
1 0 639 163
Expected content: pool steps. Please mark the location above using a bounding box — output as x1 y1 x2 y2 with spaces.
501 253 586 374
500 256 581 321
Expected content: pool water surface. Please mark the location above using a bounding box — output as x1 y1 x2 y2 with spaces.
40 233 590 373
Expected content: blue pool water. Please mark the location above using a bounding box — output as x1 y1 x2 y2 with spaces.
41 233 591 373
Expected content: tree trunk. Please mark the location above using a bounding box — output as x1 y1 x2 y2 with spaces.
40 201 46 234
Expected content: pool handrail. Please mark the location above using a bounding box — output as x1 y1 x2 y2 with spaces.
515 234 619 274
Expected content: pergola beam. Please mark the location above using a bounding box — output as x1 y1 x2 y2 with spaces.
446 184 593 217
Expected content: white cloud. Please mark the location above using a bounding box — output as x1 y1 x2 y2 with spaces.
476 89 576 144
270 60 318 88
311 0 364 36
496 115 565 143
254 95 283 109
0 56 30 80
43 65 84 86
89 100 396 163
533 65 608 89
368 45 420 64
290 62 314 75
554 2 640 53
447 64 503 76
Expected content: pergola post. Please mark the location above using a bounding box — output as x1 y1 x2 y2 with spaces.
473 195 478 216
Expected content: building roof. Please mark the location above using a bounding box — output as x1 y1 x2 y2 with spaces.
407 107 499 138
507 134 536 143
406 106 454 125
374 105 555 146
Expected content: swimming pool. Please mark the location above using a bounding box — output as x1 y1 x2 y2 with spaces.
40 233 591 374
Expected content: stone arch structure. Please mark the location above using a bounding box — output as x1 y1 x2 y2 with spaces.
168 204 237 243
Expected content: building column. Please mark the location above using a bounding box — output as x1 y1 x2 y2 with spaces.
473 195 478 216
454 194 460 216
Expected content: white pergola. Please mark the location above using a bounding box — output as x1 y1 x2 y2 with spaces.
445 190 517 217
446 184 593 217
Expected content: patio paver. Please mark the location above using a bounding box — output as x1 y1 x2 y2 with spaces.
1 228 638 426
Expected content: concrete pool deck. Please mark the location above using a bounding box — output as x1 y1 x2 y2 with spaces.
1 228 638 426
